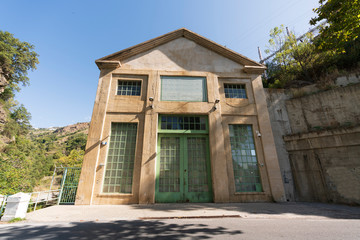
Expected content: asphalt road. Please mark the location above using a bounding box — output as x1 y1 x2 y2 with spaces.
0 218 359 240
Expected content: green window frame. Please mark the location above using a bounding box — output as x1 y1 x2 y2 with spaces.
224 83 247 99
102 122 137 194
161 76 207 102
229 124 262 192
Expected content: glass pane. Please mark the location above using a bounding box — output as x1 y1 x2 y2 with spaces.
229 125 262 192
160 115 207 131
103 123 137 193
159 137 180 192
224 84 247 98
187 137 209 192
161 76 207 101
117 80 141 96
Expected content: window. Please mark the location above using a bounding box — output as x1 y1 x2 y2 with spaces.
159 115 207 131
229 125 262 192
117 80 141 96
161 76 207 102
103 123 137 193
224 83 247 99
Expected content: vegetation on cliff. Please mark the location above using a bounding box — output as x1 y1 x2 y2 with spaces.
0 31 88 195
263 0 360 88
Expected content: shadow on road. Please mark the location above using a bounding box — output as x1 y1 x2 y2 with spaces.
0 220 243 240
129 202 360 220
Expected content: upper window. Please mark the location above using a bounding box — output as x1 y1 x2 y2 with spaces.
160 115 207 131
161 76 207 102
117 80 141 96
224 83 247 99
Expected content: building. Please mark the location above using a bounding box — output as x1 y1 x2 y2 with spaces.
75 28 285 205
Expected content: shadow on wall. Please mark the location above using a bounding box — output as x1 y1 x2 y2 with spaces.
0 220 243 240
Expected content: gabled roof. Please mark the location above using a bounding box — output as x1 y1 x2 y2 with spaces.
95 28 265 72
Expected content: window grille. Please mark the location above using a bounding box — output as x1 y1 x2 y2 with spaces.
117 80 141 96
229 124 262 192
224 83 247 98
103 123 137 193
160 115 207 131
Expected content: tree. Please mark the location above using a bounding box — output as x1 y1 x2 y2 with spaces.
10 104 31 131
0 31 39 98
264 25 319 88
56 149 84 167
310 0 360 53
65 133 87 154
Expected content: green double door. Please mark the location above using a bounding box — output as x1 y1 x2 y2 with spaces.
155 134 213 203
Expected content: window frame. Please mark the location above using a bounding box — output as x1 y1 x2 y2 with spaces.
117 79 142 96
158 115 209 134
228 124 263 193
101 122 138 194
160 76 208 102
224 83 247 99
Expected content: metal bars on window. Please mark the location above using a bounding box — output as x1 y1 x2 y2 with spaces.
229 125 262 192
103 123 137 194
224 83 247 99
117 80 141 96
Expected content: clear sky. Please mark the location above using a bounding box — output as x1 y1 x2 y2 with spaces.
1 0 319 128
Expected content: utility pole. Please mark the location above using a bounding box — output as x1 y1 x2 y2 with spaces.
257 46 263 62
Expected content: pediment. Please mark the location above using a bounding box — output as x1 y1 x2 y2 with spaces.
96 28 265 73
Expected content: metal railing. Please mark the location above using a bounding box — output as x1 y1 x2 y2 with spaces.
28 189 61 212
0 189 61 217
0 195 9 216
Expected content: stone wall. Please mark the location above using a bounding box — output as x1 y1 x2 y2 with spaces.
266 83 360 205
286 83 360 134
284 127 360 204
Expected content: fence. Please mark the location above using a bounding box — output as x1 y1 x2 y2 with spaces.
0 167 81 218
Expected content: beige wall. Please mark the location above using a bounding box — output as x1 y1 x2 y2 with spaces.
76 39 285 205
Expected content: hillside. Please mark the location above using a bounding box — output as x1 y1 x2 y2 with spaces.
0 121 89 195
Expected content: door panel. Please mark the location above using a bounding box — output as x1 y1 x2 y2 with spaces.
155 134 212 203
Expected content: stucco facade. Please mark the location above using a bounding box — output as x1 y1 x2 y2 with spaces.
75 29 285 205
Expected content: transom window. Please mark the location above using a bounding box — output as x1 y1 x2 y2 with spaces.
117 80 141 96
161 76 207 102
224 83 247 99
159 115 207 131
229 124 262 192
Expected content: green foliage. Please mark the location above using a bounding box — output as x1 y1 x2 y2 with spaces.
8 217 25 223
0 136 53 195
0 31 39 99
65 133 87 154
264 22 360 88
264 25 324 88
2 101 32 138
310 0 360 53
56 149 84 168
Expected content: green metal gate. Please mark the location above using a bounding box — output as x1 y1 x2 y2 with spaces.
58 167 81 205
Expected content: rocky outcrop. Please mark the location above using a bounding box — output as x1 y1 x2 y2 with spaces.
0 69 8 94
53 122 90 135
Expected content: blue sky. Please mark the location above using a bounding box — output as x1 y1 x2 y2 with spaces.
1 0 319 128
